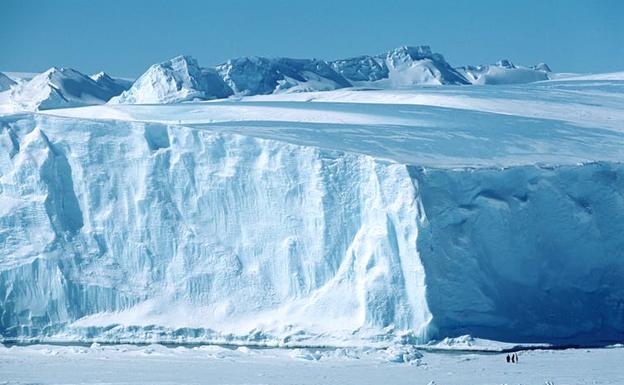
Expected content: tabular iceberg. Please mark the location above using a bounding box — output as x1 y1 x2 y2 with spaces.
0 73 623 347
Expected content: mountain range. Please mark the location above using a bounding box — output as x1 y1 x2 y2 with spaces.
1 45 552 110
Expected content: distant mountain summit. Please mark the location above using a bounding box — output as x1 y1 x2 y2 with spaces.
110 55 232 104
331 45 469 86
216 56 351 95
91 72 132 97
1 46 554 109
457 59 551 85
5 67 129 111
9 67 125 110
115 46 483 104
0 72 16 92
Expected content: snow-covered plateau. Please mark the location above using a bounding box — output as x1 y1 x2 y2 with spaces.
1 71 623 350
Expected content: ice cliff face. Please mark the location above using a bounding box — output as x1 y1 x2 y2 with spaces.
414 164 624 343
0 114 431 344
1 99 623 345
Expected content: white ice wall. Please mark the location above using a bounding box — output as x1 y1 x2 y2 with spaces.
414 165 624 344
2 113 624 346
0 114 431 345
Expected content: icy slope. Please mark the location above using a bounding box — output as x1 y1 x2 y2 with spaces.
216 57 351 95
331 46 469 86
110 56 232 104
457 59 551 85
0 72 16 92
1 78 624 346
90 72 132 96
110 46 556 105
7 67 124 111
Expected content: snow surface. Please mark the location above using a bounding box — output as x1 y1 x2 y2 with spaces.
1 343 623 385
1 75 624 347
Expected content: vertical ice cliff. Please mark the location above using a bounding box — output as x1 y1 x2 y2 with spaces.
1 110 624 346
413 165 624 344
0 114 431 344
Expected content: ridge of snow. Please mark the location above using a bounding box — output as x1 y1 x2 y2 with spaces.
216 56 351 96
457 59 551 85
6 67 123 111
90 71 133 96
0 72 16 92
331 45 469 87
110 55 233 104
115 46 557 105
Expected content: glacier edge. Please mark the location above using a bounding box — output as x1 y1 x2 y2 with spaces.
1 113 624 346
0 113 432 345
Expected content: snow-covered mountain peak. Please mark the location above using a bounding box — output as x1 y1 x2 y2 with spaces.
532 62 552 72
215 56 350 96
457 58 552 85
90 71 113 82
90 71 133 97
384 45 436 64
163 54 202 76
495 59 516 69
0 47 560 111
329 45 469 86
110 55 232 104
7 66 121 111
0 72 16 91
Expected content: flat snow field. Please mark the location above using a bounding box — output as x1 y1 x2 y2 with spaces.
0 344 623 385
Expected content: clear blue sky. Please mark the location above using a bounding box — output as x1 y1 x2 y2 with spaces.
1 0 622 78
